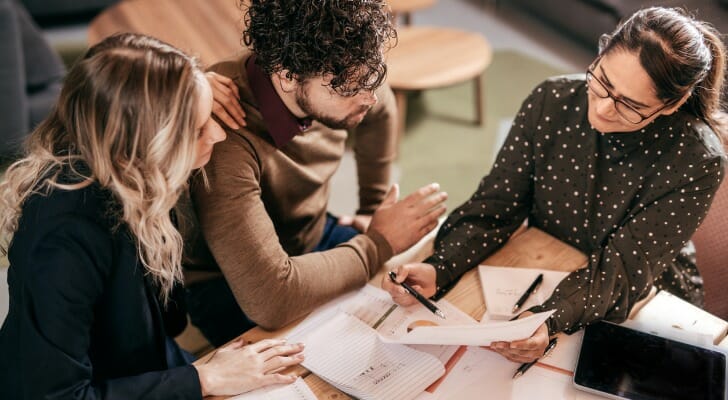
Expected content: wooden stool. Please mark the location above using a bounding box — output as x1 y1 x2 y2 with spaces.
386 26 493 140
388 0 436 25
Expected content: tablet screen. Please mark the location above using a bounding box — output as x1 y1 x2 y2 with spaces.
574 321 726 400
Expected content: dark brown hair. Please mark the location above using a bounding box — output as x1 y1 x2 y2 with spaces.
242 0 396 95
599 7 727 137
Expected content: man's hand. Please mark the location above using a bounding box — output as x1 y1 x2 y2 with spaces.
490 311 550 363
382 263 437 306
206 71 246 129
368 183 447 254
338 214 372 233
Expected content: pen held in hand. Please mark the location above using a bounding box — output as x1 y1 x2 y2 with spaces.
512 273 544 314
388 271 446 319
512 337 558 379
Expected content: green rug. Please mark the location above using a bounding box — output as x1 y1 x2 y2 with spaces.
398 49 570 211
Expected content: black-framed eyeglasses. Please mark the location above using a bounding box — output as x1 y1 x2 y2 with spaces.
585 63 675 124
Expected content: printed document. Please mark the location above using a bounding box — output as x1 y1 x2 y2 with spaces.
299 312 445 400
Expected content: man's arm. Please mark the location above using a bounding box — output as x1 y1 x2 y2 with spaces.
351 84 398 214
191 134 393 330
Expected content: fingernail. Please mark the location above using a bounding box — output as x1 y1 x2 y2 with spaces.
431 183 440 190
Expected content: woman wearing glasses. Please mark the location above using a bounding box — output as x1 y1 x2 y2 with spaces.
383 6 726 362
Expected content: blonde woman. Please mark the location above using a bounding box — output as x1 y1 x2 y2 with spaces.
0 33 304 399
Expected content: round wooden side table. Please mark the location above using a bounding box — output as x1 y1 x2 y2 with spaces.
386 26 493 137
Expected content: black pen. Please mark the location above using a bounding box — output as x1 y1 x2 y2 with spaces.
512 273 544 313
388 271 446 319
512 337 558 379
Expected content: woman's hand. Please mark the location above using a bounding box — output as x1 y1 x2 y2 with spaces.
382 263 437 306
206 71 246 129
194 338 304 397
490 311 550 363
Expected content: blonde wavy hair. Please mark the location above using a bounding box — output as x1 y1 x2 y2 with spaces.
0 33 205 301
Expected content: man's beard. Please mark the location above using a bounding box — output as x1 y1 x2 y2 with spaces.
295 88 371 130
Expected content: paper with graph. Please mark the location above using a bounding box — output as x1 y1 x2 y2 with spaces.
379 309 555 346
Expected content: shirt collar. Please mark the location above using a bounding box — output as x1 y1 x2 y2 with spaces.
246 55 311 148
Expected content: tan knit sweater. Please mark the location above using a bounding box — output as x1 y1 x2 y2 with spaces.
184 54 397 330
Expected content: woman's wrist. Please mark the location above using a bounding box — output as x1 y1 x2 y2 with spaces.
194 364 214 397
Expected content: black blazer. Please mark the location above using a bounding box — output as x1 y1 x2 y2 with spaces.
0 182 202 399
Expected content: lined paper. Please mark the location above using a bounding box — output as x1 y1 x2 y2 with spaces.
301 312 445 400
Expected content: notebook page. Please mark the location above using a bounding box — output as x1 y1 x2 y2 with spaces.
302 312 445 400
229 377 316 400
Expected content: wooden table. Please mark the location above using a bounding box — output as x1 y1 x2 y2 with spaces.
209 228 587 399
88 0 245 65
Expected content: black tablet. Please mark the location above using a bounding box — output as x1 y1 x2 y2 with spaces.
573 321 727 400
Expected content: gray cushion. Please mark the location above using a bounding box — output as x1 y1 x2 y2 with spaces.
0 0 65 157
20 0 116 19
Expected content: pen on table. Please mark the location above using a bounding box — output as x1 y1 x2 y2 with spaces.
512 273 544 314
512 337 558 379
388 271 446 319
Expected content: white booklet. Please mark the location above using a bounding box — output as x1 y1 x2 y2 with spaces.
478 265 569 320
298 312 445 400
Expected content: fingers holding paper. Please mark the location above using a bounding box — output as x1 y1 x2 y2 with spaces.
491 311 550 363
382 263 437 306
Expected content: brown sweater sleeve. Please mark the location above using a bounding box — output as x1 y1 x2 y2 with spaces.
351 84 398 214
191 134 393 330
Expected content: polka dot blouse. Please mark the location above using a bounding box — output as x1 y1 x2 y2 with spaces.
427 76 726 335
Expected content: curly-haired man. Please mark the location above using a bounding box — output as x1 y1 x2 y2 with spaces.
184 0 448 346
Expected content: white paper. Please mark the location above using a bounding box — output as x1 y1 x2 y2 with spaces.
287 284 473 364
380 310 555 346
539 330 584 373
430 346 578 400
478 265 569 320
632 290 728 344
229 377 316 400
300 312 445 400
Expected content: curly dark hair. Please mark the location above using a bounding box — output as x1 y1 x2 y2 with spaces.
242 0 396 95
